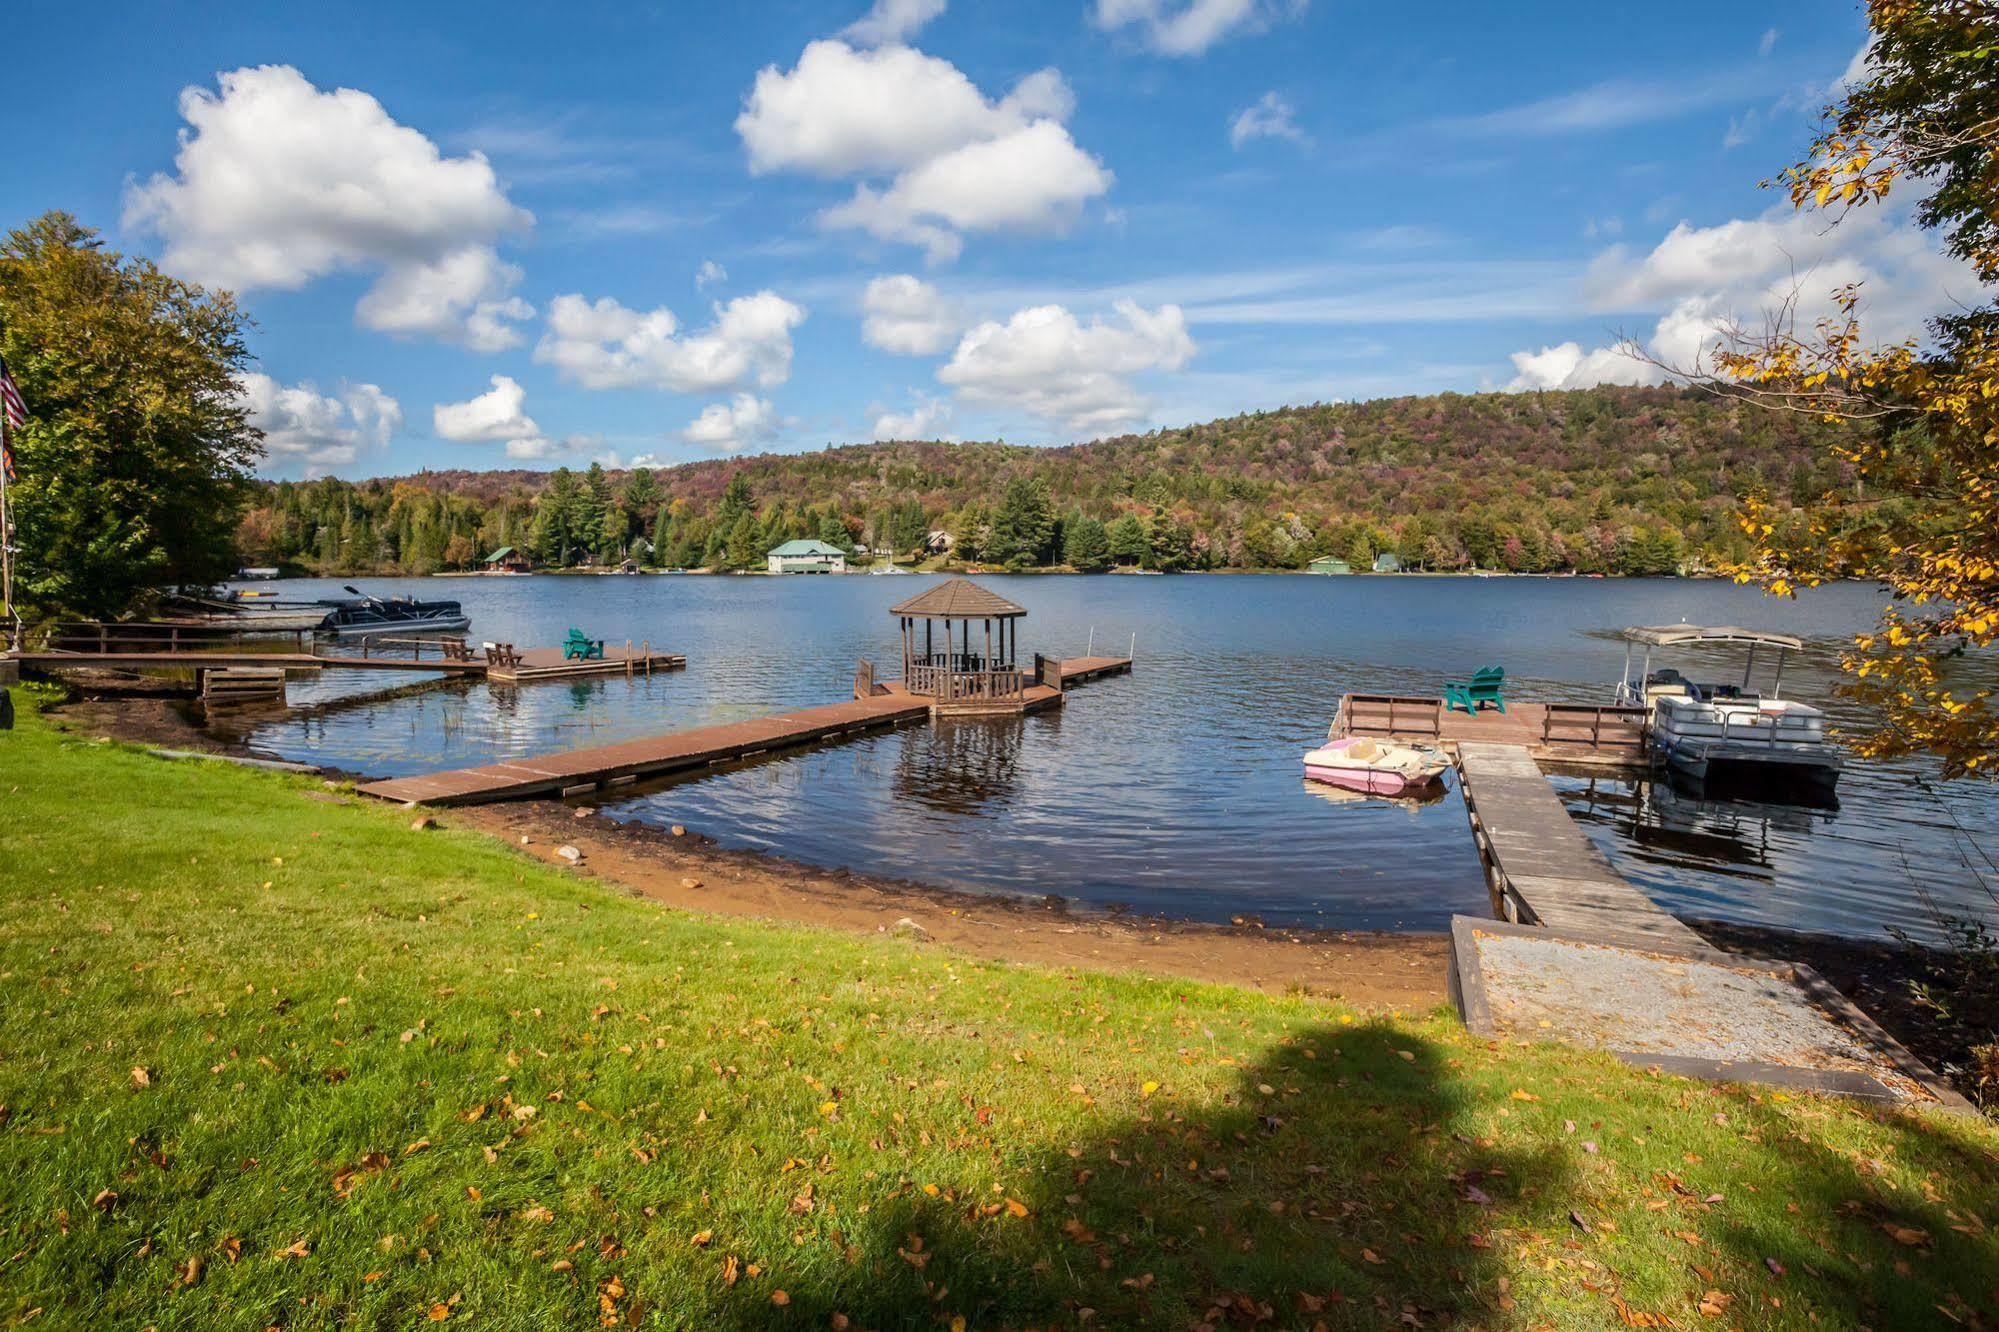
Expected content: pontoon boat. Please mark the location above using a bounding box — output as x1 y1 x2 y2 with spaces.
1616 625 1841 796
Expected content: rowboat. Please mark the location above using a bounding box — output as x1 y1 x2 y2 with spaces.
1301 735 1451 795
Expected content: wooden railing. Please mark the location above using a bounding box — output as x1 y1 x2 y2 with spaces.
905 662 1025 703
1335 693 1444 739
1540 703 1649 753
48 621 314 653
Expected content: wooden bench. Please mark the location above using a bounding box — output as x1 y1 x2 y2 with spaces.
485 642 523 669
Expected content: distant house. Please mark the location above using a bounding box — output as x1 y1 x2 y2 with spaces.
923 530 954 556
767 539 848 574
236 566 280 580
1372 553 1403 574
484 546 533 574
1307 556 1352 575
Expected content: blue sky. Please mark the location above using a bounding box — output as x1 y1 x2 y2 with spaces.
6 1 1949 478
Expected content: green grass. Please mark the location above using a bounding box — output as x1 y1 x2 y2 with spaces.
1 688 1996 1330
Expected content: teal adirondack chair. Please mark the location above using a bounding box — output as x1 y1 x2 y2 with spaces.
563 627 605 661
1444 666 1506 715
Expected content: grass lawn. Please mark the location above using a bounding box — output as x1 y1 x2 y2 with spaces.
2 686 1996 1329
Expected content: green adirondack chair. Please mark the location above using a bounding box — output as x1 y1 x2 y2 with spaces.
563 627 605 661
1444 665 1506 714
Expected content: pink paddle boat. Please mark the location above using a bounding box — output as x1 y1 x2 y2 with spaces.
1302 735 1450 796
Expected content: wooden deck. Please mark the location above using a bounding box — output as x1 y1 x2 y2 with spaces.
486 645 685 683
1052 655 1133 685
1456 742 1705 951
6 649 487 675
1335 693 1648 768
358 686 932 806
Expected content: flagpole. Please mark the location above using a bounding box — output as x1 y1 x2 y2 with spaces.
0 435 13 654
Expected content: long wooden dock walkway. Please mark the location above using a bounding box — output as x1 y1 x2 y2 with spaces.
1456 742 1704 951
359 687 932 805
358 652 1133 808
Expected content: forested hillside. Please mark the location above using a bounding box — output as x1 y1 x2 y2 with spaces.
237 385 1857 576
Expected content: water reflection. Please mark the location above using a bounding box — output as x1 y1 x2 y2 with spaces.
894 715 1029 816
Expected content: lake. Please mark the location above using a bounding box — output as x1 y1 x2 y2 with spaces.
213 573 1999 942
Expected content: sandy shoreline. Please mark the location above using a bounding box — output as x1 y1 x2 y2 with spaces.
43 683 1452 1010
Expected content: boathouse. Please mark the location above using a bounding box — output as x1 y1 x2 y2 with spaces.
484 546 533 574
1308 555 1352 575
768 539 848 574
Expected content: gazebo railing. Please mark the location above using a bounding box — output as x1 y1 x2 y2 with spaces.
905 661 1025 703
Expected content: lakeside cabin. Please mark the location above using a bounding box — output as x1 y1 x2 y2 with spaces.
484 546 533 574
1372 553 1403 573
767 539 848 575
1308 556 1352 575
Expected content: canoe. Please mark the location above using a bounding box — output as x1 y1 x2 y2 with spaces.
1302 735 1450 796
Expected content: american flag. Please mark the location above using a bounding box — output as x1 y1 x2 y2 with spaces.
0 353 25 483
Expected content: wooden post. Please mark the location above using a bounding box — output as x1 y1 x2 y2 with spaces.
626 638 634 677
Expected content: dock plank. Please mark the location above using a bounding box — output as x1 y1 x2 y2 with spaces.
1456 742 1705 951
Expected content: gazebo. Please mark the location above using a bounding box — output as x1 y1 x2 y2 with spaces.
890 578 1031 711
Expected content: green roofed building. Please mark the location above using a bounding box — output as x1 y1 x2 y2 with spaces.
767 539 848 575
1308 556 1352 575
484 546 533 573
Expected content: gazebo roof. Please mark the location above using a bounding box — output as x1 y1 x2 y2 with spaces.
890 577 1027 620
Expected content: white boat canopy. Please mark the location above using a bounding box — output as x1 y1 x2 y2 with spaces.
1620 625 1804 651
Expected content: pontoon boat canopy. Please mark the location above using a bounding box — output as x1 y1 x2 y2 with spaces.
1620 625 1804 651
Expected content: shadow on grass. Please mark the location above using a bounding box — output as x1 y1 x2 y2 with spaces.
715 1024 1572 1330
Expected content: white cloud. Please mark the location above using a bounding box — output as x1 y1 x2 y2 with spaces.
841 0 946 45
696 259 728 290
1508 205 1987 390
1229 92 1309 149
735 40 1106 263
1091 0 1305 56
125 65 532 350
1443 69 1758 138
1758 26 1779 56
433 375 538 443
535 291 806 392
937 300 1196 433
862 274 961 354
237 372 401 477
822 121 1111 263
682 394 781 453
873 395 955 441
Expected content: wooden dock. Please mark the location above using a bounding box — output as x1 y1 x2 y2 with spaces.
359 687 932 805
6 648 487 675
358 652 1131 808
1455 743 1705 951
1335 692 1649 769
1049 655 1133 686
486 644 685 683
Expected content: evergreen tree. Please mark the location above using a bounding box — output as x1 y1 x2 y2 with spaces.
1106 513 1149 566
531 469 581 565
725 511 763 570
579 463 612 562
1063 512 1110 571
989 476 1056 567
